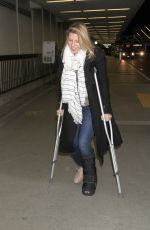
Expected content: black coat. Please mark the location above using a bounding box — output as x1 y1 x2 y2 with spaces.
58 47 122 163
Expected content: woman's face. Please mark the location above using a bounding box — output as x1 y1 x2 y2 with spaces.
67 32 81 55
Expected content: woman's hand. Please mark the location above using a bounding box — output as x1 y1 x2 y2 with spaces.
56 109 64 116
101 113 112 121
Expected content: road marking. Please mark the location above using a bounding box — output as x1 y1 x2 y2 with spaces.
127 62 150 82
136 93 150 108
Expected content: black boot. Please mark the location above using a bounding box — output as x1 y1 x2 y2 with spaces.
82 155 97 196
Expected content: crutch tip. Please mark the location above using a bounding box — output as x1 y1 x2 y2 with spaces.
117 192 123 198
49 178 54 184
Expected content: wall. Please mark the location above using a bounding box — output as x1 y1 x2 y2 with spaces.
0 1 66 55
0 6 18 54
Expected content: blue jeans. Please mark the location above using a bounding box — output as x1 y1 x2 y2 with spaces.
72 106 95 166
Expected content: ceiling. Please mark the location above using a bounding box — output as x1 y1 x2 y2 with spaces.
32 0 146 44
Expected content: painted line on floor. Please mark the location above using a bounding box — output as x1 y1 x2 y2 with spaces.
127 62 150 82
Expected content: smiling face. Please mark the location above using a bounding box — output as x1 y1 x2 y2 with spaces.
67 32 81 55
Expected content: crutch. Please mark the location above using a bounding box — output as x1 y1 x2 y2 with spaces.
50 100 63 182
94 68 122 195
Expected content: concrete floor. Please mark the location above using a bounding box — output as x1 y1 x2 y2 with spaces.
0 57 150 230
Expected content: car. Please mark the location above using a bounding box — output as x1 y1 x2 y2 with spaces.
121 44 145 59
121 48 135 59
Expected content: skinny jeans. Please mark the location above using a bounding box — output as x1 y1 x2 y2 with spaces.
72 106 95 166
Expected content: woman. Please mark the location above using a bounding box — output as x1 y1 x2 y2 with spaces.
57 22 122 196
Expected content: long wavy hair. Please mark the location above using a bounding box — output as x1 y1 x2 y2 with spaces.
65 22 95 59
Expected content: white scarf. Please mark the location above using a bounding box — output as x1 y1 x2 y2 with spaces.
61 45 87 124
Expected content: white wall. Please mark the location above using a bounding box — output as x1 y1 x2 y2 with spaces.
32 9 42 54
0 4 64 55
19 14 32 54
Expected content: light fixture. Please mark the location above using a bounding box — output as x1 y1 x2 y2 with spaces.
141 29 150 39
108 25 122 27
107 8 130 11
83 9 105 12
108 16 126 19
88 17 106 19
69 16 107 20
94 26 107 28
145 26 150 32
47 0 86 3
60 10 81 13
69 17 87 20
108 21 124 24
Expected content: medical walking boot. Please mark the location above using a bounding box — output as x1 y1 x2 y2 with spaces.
81 155 97 196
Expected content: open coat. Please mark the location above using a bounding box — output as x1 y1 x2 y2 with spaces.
58 47 122 164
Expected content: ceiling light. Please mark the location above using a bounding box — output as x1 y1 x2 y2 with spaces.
145 26 150 32
95 29 108 31
108 31 119 33
108 16 126 19
108 21 124 24
83 9 105 12
107 8 130 11
69 18 87 20
47 0 71 2
47 0 86 3
88 17 106 19
108 29 120 32
108 25 122 27
60 10 81 13
94 26 107 28
141 29 150 39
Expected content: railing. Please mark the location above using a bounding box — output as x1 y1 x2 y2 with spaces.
0 54 50 94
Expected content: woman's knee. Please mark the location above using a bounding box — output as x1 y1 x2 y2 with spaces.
78 140 90 154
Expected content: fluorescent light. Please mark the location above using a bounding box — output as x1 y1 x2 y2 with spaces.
69 18 87 20
83 9 105 12
95 29 108 31
141 29 150 39
60 9 106 13
107 8 130 11
90 25 122 29
47 0 86 3
96 31 119 34
47 0 72 2
108 21 124 24
145 26 150 32
108 16 126 19
88 17 106 19
108 25 122 27
109 30 120 32
69 16 107 20
133 44 142 46
108 31 119 33
96 31 109 32
60 10 81 13
94 26 107 28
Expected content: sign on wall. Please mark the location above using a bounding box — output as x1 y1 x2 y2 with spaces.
42 41 55 64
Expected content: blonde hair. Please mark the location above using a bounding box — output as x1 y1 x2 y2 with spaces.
65 22 95 59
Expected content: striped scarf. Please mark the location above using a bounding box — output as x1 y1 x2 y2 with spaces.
61 45 87 124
